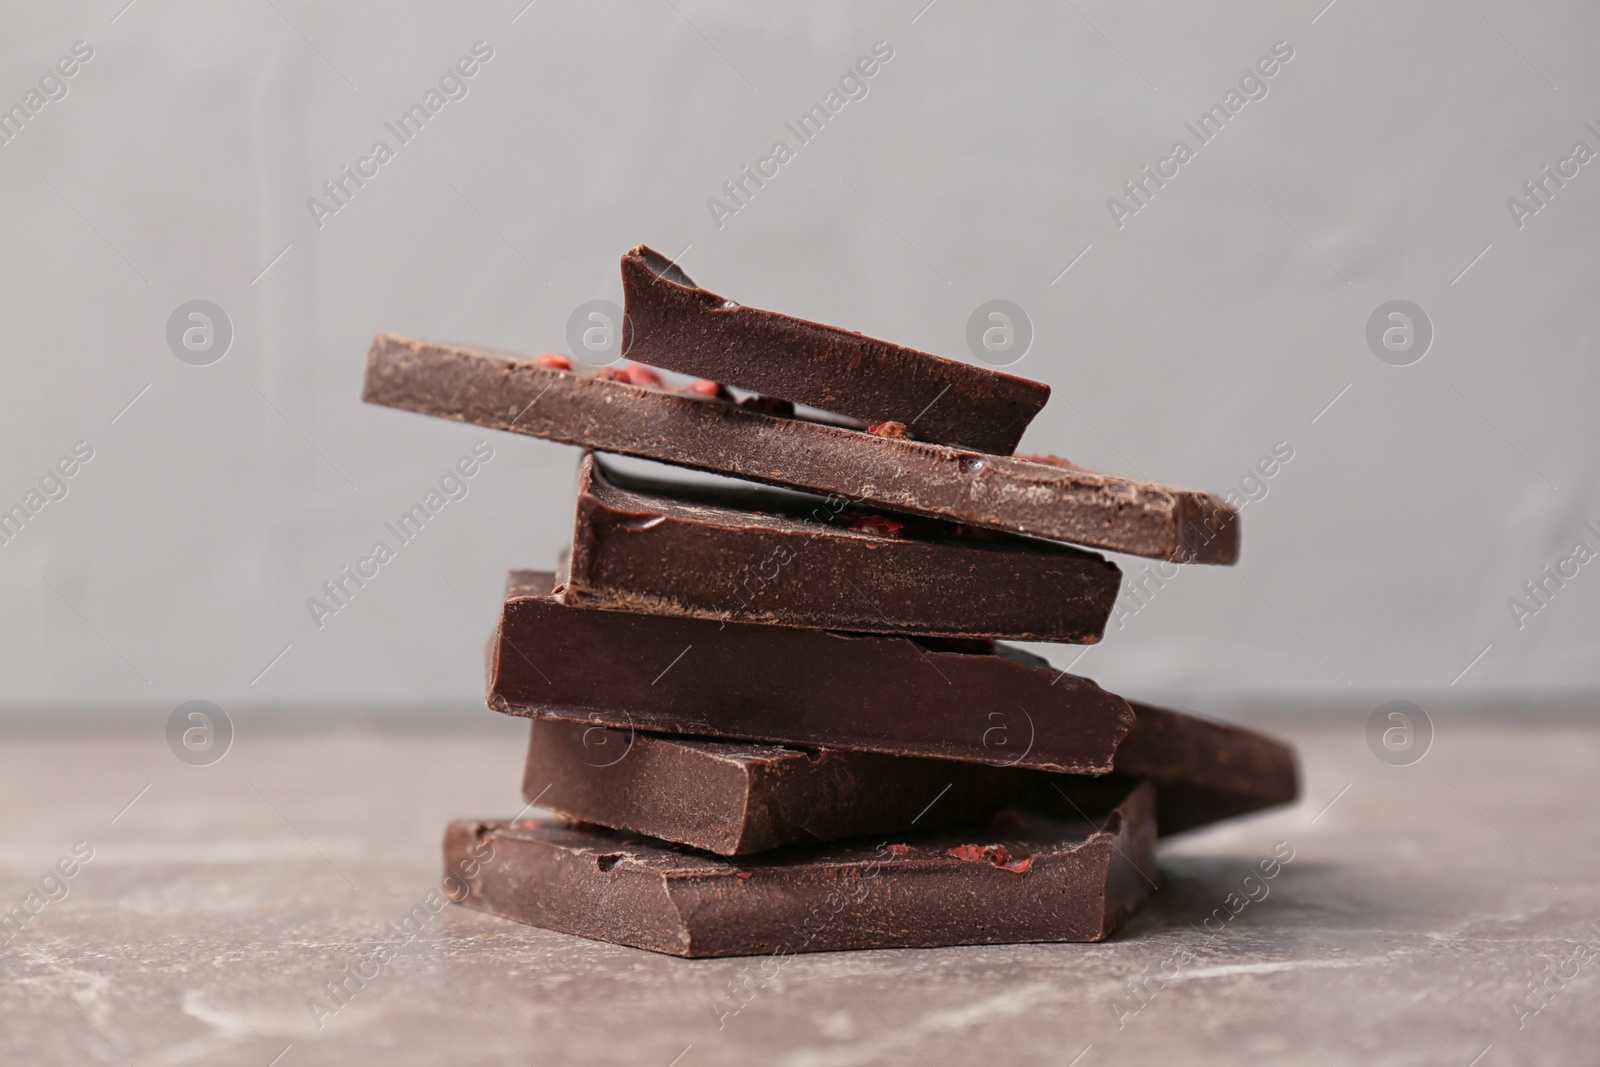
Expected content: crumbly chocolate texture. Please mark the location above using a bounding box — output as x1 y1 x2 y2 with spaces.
558 452 1122 641
361 334 1239 563
619 245 1050 455
489 571 1136 774
444 781 1157 957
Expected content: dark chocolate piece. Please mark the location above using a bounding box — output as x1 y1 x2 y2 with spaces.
522 712 1296 854
489 571 1135 774
1109 701 1300 834
444 781 1157 956
619 245 1050 454
559 453 1122 641
910 640 1298 831
362 334 1238 564
522 718 1020 855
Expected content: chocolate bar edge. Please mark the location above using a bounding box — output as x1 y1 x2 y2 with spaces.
360 333 1239 565
619 246 1050 455
562 452 1122 642
444 780 1157 957
489 570 1136 774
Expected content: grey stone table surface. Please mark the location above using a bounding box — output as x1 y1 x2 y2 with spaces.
1 707 1596 1066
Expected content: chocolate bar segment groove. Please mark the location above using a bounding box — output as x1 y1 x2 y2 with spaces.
445 781 1157 956
362 334 1238 563
560 452 1122 641
490 571 1135 774
620 245 1050 455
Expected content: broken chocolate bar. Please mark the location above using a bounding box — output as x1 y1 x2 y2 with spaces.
362 334 1238 564
445 781 1156 956
522 712 1296 855
619 245 1050 454
1110 700 1299 834
490 571 1135 774
522 718 1020 855
965 644 1298 833
559 453 1122 641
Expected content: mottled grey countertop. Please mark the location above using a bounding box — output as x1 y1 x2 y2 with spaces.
1 709 1594 1066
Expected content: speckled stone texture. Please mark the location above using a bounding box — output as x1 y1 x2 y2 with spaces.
1 709 1594 1065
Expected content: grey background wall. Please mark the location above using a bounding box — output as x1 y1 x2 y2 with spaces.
1 0 1595 713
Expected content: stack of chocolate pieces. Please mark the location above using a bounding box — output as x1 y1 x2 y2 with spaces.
363 246 1298 957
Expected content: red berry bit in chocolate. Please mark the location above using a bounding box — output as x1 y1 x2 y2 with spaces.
945 843 1033 874
623 364 664 388
535 354 572 370
686 379 730 399
845 514 905 538
735 871 753 880
886 843 910 857
595 364 666 388
867 421 912 439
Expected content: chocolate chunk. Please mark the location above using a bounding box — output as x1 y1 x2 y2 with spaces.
558 453 1122 641
489 571 1135 773
620 245 1049 455
444 781 1157 956
1109 701 1300 834
522 711 1296 855
910 641 1298 831
522 718 1022 855
362 334 1238 563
